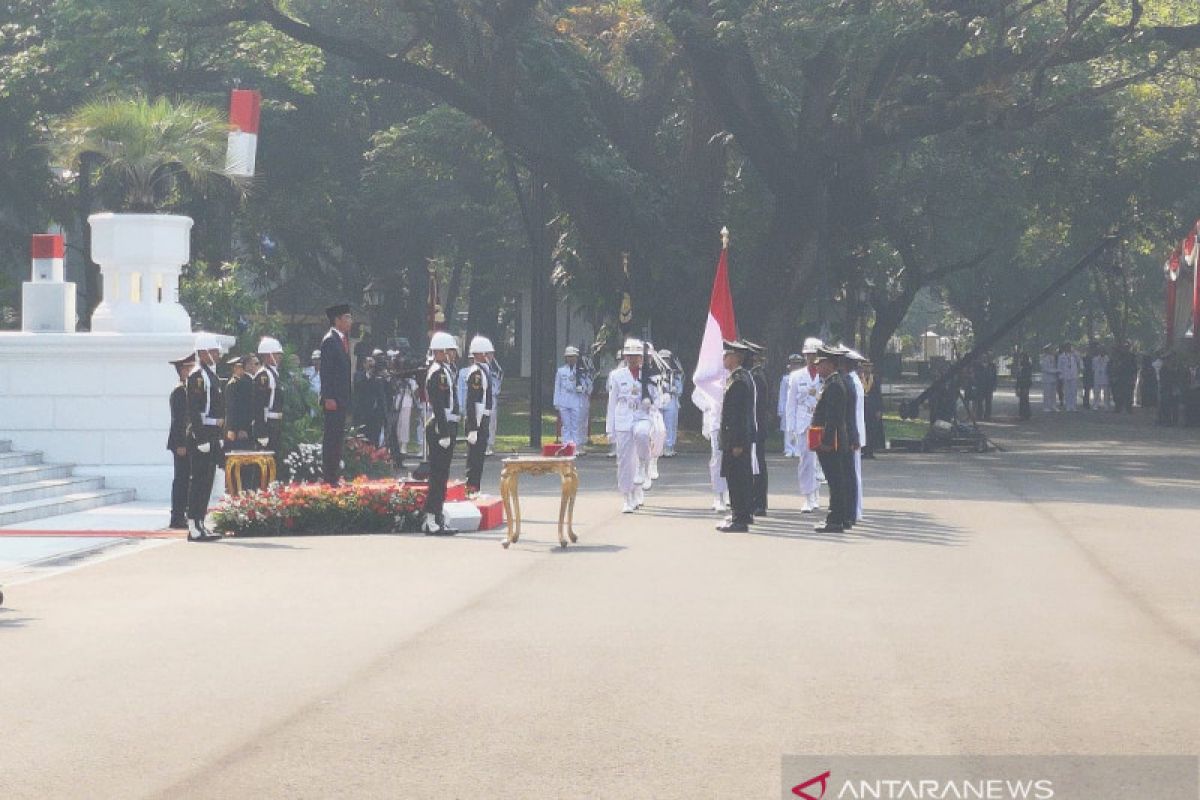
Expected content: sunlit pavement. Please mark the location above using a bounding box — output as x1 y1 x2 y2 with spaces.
1 401 1197 799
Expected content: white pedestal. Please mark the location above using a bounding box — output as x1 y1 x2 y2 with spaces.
0 332 210 501
89 213 193 334
21 282 76 333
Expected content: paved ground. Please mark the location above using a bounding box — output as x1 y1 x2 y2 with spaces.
2 401 1198 799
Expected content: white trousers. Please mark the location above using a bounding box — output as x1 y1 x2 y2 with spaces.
1062 377 1078 411
708 432 727 494
1042 379 1057 411
797 438 819 496
615 422 652 494
559 406 579 445
577 400 590 443
783 428 797 456
663 404 679 449
395 399 415 448
649 410 666 458
853 449 863 521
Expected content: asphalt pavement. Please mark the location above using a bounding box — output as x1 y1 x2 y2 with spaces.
1 402 1197 799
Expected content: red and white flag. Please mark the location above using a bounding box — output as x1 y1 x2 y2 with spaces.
691 229 738 412
225 89 261 177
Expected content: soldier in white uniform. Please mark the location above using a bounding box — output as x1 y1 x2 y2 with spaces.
1040 345 1059 412
575 351 594 449
780 354 802 456
1057 343 1081 412
605 339 659 513
1092 347 1110 410
695 369 729 512
659 349 682 457
553 346 585 446
846 348 868 522
785 337 824 512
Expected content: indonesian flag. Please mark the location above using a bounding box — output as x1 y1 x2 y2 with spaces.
691 231 738 414
1193 220 1200 340
1166 246 1180 342
225 89 261 177
1183 229 1198 268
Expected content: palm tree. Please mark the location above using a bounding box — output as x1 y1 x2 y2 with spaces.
54 95 239 213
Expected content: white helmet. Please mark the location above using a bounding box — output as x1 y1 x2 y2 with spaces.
622 338 645 356
659 349 672 358
801 337 823 355
564 345 580 357
194 332 220 352
258 336 283 355
429 331 457 351
470 335 494 355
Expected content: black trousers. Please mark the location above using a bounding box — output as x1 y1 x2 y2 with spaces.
752 433 768 511
1017 387 1031 419
817 449 847 528
187 435 219 521
323 408 346 485
423 422 458 517
842 449 858 524
171 452 190 521
723 450 754 525
465 418 490 491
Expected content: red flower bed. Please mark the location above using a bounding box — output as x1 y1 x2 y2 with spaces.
211 479 425 536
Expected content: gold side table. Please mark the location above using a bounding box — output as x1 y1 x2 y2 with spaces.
498 456 579 548
224 451 277 495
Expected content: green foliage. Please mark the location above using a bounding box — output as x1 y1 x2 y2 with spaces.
178 261 282 352
53 95 237 212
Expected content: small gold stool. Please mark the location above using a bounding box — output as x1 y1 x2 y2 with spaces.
498 455 579 548
224 451 277 495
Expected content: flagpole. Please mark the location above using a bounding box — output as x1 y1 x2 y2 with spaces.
721 226 729 250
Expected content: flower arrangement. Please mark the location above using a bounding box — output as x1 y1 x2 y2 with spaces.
211 480 424 536
284 442 324 483
343 433 394 479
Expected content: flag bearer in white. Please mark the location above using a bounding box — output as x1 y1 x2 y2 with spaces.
606 339 658 513
554 346 584 446
659 349 682 457
785 337 823 512
780 354 802 456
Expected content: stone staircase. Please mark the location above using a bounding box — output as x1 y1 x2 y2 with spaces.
0 439 136 527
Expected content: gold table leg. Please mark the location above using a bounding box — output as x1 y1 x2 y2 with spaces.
565 466 578 543
500 466 519 548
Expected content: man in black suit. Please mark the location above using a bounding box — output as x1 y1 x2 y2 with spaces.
319 303 354 485
717 340 758 533
810 345 850 533
166 352 195 530
743 340 770 516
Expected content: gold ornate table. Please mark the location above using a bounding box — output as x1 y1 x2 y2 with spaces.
498 456 579 548
224 451 277 495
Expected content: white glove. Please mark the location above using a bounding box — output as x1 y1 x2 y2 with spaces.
438 437 451 449
467 431 478 445
196 442 211 454
257 437 269 447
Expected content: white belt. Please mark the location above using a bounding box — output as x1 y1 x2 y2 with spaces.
446 412 460 422
266 412 283 420
202 416 224 426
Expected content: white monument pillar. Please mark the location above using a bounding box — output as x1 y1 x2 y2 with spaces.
88 213 193 333
21 234 76 332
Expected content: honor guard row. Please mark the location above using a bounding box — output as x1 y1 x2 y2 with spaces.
168 332 288 540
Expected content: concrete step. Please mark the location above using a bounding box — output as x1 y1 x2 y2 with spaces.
0 489 137 527
0 464 75 487
0 476 107 505
0 450 43 468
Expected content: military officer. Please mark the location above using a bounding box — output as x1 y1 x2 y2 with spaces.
462 336 495 496
784 337 823 512
554 346 585 446
743 340 770 516
255 337 285 473
167 352 195 529
185 333 225 541
780 354 803 457
659 349 682 457
717 340 757 532
810 344 850 533
421 331 461 534
844 348 868 524
224 354 255 452
605 339 658 513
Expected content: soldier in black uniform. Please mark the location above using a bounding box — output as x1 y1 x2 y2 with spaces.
810 345 850 533
462 335 495 496
421 331 461 534
256 336 285 476
718 340 758 533
223 354 255 460
837 349 860 529
186 334 226 541
167 352 195 529
743 340 770 515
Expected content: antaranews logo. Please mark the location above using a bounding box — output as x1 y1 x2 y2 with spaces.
791 770 831 799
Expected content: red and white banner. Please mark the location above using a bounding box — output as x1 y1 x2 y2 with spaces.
1166 247 1180 342
31 233 65 282
691 231 738 412
225 89 261 177
1193 220 1200 340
